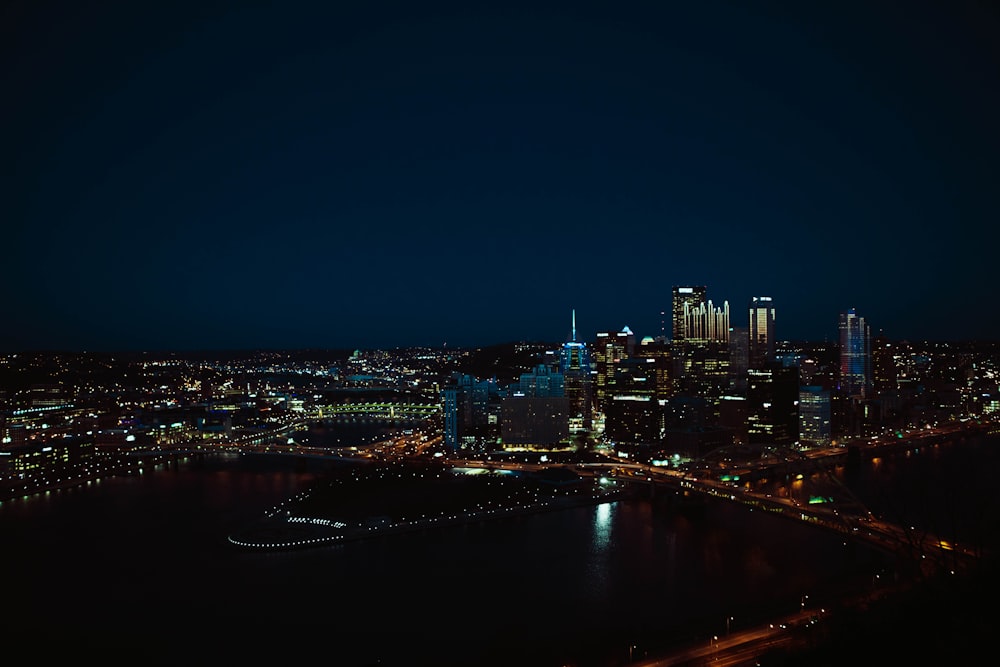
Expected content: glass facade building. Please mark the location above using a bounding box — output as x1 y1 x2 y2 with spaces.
748 296 775 369
839 308 872 399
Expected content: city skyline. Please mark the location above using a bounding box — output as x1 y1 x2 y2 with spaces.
5 1 999 351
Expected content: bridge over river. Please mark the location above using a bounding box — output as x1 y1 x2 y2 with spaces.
176 414 993 576
641 466 978 576
450 421 991 578
314 401 440 421
603 422 994 578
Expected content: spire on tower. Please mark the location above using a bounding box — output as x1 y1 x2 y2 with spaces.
572 309 577 343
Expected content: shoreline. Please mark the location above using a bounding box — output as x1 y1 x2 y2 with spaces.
227 486 629 551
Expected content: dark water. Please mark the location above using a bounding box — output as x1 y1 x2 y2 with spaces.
3 431 998 667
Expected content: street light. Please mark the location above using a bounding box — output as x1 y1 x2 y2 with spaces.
727 616 733 636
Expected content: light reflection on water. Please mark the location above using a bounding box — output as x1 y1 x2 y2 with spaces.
594 501 612 550
5 431 997 666
586 501 614 595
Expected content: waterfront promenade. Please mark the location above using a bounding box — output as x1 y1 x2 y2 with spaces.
227 485 627 550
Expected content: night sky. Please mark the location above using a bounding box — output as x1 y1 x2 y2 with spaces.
5 1 998 351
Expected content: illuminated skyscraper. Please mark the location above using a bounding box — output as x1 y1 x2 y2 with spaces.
838 308 871 398
593 326 635 411
671 288 730 413
681 299 730 342
636 337 673 401
672 286 707 342
748 296 775 369
799 385 831 446
560 310 593 431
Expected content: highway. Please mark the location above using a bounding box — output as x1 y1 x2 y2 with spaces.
633 607 827 666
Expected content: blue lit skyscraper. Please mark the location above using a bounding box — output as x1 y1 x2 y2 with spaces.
560 309 593 431
838 308 871 399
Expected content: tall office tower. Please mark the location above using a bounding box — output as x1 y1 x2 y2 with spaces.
676 340 730 405
602 352 663 446
871 331 897 397
560 309 588 370
746 364 799 448
593 326 635 412
748 296 776 369
604 394 661 445
728 326 749 393
636 337 673 401
682 299 730 342
609 356 658 399
671 286 707 342
517 364 565 398
560 310 593 431
593 330 618 413
869 331 904 429
799 385 832 446
619 325 636 357
673 293 730 411
838 308 872 399
442 373 496 453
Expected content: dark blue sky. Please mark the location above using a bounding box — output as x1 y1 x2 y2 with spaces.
5 1 998 351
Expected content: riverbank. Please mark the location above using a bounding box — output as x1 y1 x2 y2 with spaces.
228 489 628 550
7 431 996 667
227 462 631 550
0 450 186 503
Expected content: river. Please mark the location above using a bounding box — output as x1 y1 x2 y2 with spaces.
3 426 998 666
